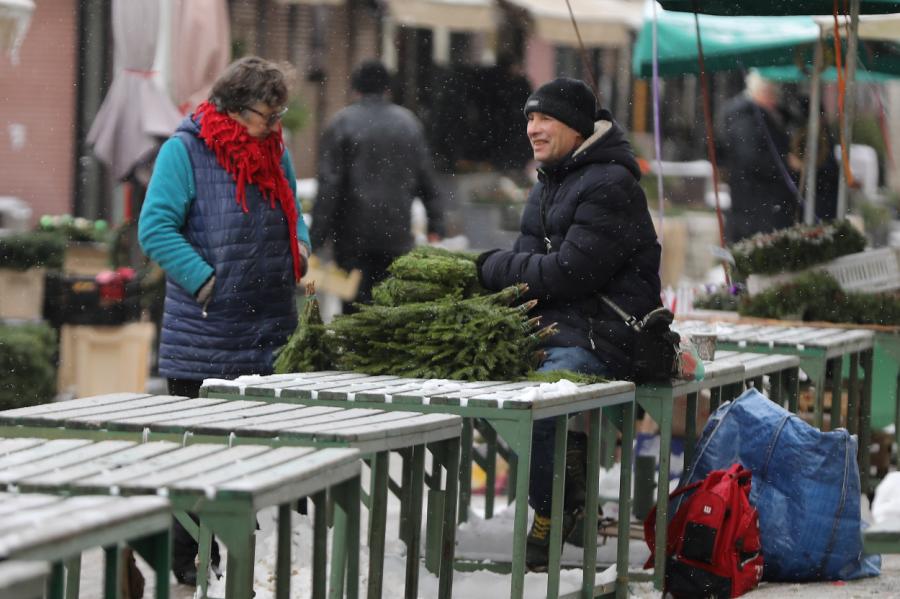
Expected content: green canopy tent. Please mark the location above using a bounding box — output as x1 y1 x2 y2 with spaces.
657 0 900 15
632 12 900 78
758 64 897 82
632 13 820 78
634 7 900 226
656 0 900 220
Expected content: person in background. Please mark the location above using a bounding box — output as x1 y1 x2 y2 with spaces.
310 60 444 313
138 56 309 586
718 69 803 243
787 95 840 222
476 78 662 571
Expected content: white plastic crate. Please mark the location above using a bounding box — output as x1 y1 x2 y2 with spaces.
747 247 900 295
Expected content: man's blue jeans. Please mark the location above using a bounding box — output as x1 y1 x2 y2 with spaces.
530 346 613 515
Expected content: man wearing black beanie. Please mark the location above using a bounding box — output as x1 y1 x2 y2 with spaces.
477 77 662 571
311 60 445 312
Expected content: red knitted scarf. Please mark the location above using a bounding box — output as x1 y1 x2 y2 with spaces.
196 100 301 281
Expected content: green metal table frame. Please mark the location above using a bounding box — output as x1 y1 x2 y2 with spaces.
676 321 875 493
0 561 49 599
863 521 900 554
202 372 637 599
0 394 459 599
876 332 900 467
627 351 801 590
0 492 171 599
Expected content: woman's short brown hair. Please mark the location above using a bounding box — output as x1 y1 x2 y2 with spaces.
210 56 288 113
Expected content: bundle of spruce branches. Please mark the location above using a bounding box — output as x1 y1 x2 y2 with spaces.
274 247 561 381
274 281 335 374
371 246 483 305
328 284 555 380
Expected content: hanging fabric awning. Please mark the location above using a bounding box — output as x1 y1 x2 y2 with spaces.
383 0 496 33
87 0 182 180
0 0 34 63
505 0 643 47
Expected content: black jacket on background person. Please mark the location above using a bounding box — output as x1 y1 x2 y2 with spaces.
310 94 445 265
719 94 800 243
478 110 662 377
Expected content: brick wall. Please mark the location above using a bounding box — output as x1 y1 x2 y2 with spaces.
230 0 379 179
0 0 78 225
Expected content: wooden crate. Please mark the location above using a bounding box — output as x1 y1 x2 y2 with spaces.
0 268 44 320
63 242 109 276
57 321 155 397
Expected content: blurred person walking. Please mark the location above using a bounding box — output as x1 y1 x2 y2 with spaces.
718 69 803 243
476 78 662 571
138 56 310 585
310 60 444 313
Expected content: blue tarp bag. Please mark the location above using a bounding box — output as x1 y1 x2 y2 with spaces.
679 387 880 581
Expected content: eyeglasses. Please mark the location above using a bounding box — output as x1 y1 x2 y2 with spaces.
243 105 288 127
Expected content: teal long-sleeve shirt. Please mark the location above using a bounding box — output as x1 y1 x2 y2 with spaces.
139 137 311 296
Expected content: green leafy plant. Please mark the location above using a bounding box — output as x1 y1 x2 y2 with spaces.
0 232 65 270
730 220 866 278
0 323 57 410
38 214 110 243
739 271 900 325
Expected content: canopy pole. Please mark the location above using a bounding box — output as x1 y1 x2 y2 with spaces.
837 0 861 219
804 37 824 225
651 0 665 248
691 3 730 286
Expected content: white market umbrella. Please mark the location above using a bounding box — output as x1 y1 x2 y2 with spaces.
171 0 230 114
87 0 181 180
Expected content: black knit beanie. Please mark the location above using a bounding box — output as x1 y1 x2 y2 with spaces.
352 60 390 94
523 77 597 138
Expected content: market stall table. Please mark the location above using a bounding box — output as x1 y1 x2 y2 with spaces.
631 350 800 590
0 436 361 599
675 320 875 492
0 394 459 599
201 371 636 599
0 491 170 599
0 562 49 599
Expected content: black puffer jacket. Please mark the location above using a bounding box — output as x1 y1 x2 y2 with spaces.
310 95 444 264
718 94 799 243
478 111 661 376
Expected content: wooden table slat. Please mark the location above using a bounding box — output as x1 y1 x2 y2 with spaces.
0 439 94 470
0 438 47 456
74 444 224 489
0 440 136 484
116 445 273 491
65 397 230 428
0 494 169 558
19 441 181 489
168 446 317 492
0 393 151 419
212 448 361 498
3 395 184 428
150 405 344 435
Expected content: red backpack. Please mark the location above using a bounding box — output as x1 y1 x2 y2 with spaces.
644 463 764 598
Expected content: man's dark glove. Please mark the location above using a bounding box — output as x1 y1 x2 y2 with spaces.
475 249 500 289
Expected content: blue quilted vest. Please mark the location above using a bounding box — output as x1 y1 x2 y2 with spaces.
158 116 298 381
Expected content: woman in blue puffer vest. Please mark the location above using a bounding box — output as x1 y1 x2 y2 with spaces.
140 56 309 397
139 56 310 585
